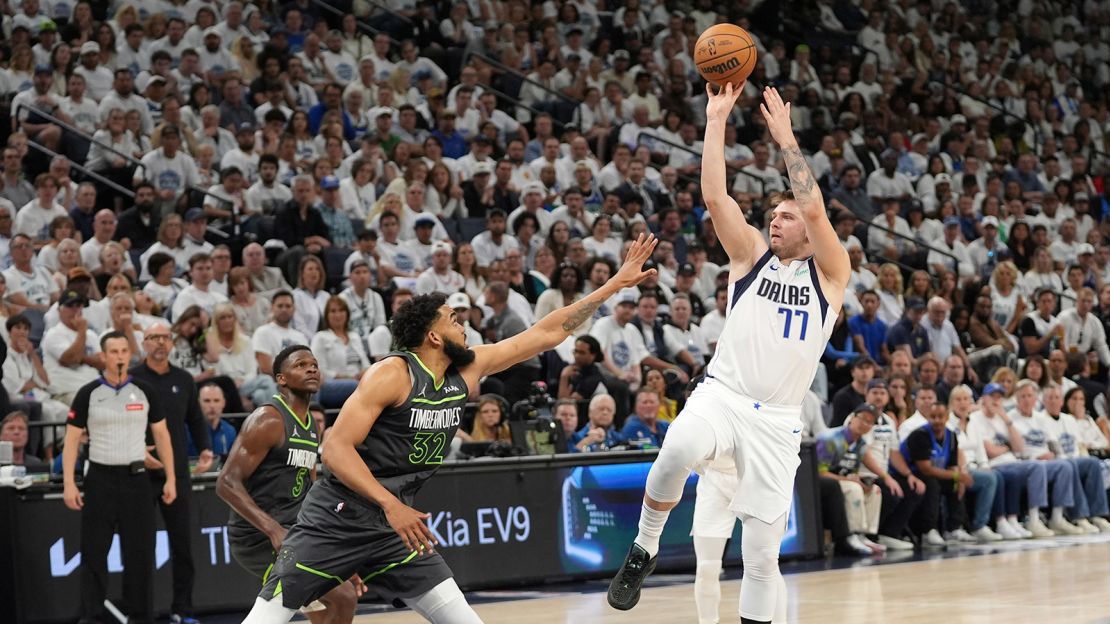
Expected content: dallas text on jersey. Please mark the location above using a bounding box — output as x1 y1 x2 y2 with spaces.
756 277 812 307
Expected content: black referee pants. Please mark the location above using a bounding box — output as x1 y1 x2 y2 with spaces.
152 473 195 616
80 464 154 624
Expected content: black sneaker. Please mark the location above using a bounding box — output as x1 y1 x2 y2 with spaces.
607 543 657 610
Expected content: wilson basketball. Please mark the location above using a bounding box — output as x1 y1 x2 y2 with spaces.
695 24 758 89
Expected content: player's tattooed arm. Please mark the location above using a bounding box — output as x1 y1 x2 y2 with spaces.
561 300 602 332
780 145 819 204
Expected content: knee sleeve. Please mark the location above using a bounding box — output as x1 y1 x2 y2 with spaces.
695 560 724 624
402 578 483 624
242 596 297 624
645 417 717 503
739 514 787 622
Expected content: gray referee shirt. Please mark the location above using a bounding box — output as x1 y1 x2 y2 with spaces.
67 376 164 466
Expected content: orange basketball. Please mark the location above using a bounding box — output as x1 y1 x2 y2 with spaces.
694 24 758 89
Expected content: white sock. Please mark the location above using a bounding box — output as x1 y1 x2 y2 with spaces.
635 503 670 557
1007 514 1018 524
1051 507 1066 523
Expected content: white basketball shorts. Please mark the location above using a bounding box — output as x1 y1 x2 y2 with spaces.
678 376 803 525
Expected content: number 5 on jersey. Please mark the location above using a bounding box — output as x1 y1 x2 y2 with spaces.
777 307 809 341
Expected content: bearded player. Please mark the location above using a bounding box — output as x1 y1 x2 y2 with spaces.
242 234 658 623
607 84 850 624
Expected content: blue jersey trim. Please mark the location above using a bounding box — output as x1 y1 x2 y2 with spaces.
808 257 829 322
729 249 774 311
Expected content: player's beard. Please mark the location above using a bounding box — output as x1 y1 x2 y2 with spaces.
443 337 476 367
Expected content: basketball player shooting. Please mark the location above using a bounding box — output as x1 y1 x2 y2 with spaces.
242 234 658 624
607 83 850 624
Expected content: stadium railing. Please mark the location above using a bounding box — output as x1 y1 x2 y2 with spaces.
927 77 1110 164
23 138 136 200
864 218 962 281
309 0 403 46
463 50 582 106
15 103 243 216
638 130 773 197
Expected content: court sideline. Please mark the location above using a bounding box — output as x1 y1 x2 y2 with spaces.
351 539 1110 623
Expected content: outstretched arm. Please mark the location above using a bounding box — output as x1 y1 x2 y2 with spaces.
469 234 659 379
760 87 850 289
702 82 767 274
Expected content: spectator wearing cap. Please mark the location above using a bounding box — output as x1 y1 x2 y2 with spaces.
965 216 1003 279
43 289 104 404
415 241 464 296
456 134 494 183
830 356 876 428
197 25 239 85
136 123 199 213
366 106 400 155
314 175 356 250
589 287 655 391
219 118 260 183
338 258 386 356
446 291 484 348
886 297 932 361
430 109 468 160
461 160 497 218
927 216 975 281
507 182 555 236
816 403 900 555
10 64 66 153
73 41 113 102
668 263 704 319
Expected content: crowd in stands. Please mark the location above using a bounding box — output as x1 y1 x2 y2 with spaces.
0 0 1109 552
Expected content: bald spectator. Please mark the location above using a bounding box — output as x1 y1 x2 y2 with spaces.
572 394 625 452
81 210 136 278
241 242 292 301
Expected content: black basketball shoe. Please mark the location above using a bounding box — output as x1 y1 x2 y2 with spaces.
607 543 657 610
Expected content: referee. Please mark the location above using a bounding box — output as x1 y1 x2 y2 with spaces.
63 331 176 624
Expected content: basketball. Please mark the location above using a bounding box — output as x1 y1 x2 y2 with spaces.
694 24 758 89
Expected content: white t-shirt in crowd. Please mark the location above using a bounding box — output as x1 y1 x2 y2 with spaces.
170 285 228 320
251 323 309 359
3 264 59 307
589 315 649 379
42 323 101 396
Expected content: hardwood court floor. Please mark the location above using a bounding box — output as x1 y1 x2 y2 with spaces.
353 539 1110 624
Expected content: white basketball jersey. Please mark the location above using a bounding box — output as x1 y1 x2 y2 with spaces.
705 250 837 406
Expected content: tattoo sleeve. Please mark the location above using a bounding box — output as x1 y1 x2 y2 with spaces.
562 300 602 332
780 146 819 203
